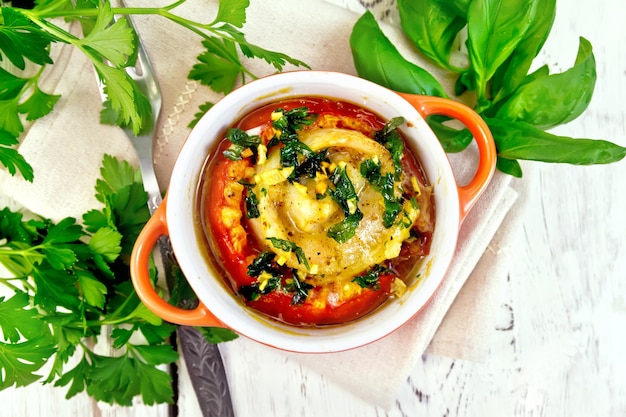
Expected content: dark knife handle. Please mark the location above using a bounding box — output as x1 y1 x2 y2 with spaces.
177 326 235 417
151 222 235 417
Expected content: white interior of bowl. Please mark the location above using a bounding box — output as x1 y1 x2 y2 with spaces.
167 71 460 353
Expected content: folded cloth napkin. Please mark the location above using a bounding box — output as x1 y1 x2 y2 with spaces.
0 0 526 410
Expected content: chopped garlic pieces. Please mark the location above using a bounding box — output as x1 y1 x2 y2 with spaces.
292 182 308 195
347 198 358 214
391 277 407 298
257 271 274 291
314 173 328 194
254 166 294 186
220 207 241 228
410 176 421 195
257 144 267 165
240 148 253 158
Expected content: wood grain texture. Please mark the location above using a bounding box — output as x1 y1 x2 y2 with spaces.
2 1 625 416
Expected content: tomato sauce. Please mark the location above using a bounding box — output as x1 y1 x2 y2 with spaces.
197 97 434 326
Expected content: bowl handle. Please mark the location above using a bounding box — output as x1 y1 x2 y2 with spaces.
397 93 497 222
130 197 226 327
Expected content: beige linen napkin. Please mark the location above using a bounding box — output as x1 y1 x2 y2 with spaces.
0 0 524 410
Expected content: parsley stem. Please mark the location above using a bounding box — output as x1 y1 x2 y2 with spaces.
31 3 259 80
70 313 140 328
21 10 82 45
0 277 22 292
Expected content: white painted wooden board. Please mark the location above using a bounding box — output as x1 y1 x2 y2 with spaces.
2 0 625 416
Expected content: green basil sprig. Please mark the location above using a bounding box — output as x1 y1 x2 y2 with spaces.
350 1 625 177
349 11 447 97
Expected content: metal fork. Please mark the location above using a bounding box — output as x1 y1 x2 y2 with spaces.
94 8 234 417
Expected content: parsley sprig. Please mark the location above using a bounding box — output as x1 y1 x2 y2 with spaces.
0 155 236 405
267 237 310 270
352 264 392 290
0 0 309 182
360 158 403 228
350 5 626 176
240 249 313 305
268 107 319 177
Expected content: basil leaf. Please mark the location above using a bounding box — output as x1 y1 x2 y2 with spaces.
426 115 473 153
496 37 596 130
466 0 536 103
350 11 447 97
495 156 523 178
491 0 556 104
487 118 626 165
397 0 467 72
433 0 470 16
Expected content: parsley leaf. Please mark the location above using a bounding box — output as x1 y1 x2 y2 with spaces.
0 97 23 137
246 251 280 278
374 116 405 177
76 271 107 309
188 101 214 128
76 5 134 67
0 129 33 181
53 355 90 399
267 237 310 270
360 158 403 227
240 251 282 301
85 349 175 406
0 66 28 100
327 163 363 243
0 292 51 343
243 183 260 218
272 107 317 142
0 335 56 389
268 107 320 179
17 83 61 121
1 1 309 181
188 37 242 94
285 274 313 305
0 293 56 388
0 155 181 404
222 127 260 160
352 264 391 290
327 212 363 244
88 226 122 263
33 268 80 312
0 7 54 70
211 0 249 28
93 61 144 135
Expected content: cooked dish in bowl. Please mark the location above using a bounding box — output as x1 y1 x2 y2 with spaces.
197 97 435 326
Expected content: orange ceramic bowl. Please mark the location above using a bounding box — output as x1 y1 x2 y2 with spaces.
130 71 496 353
